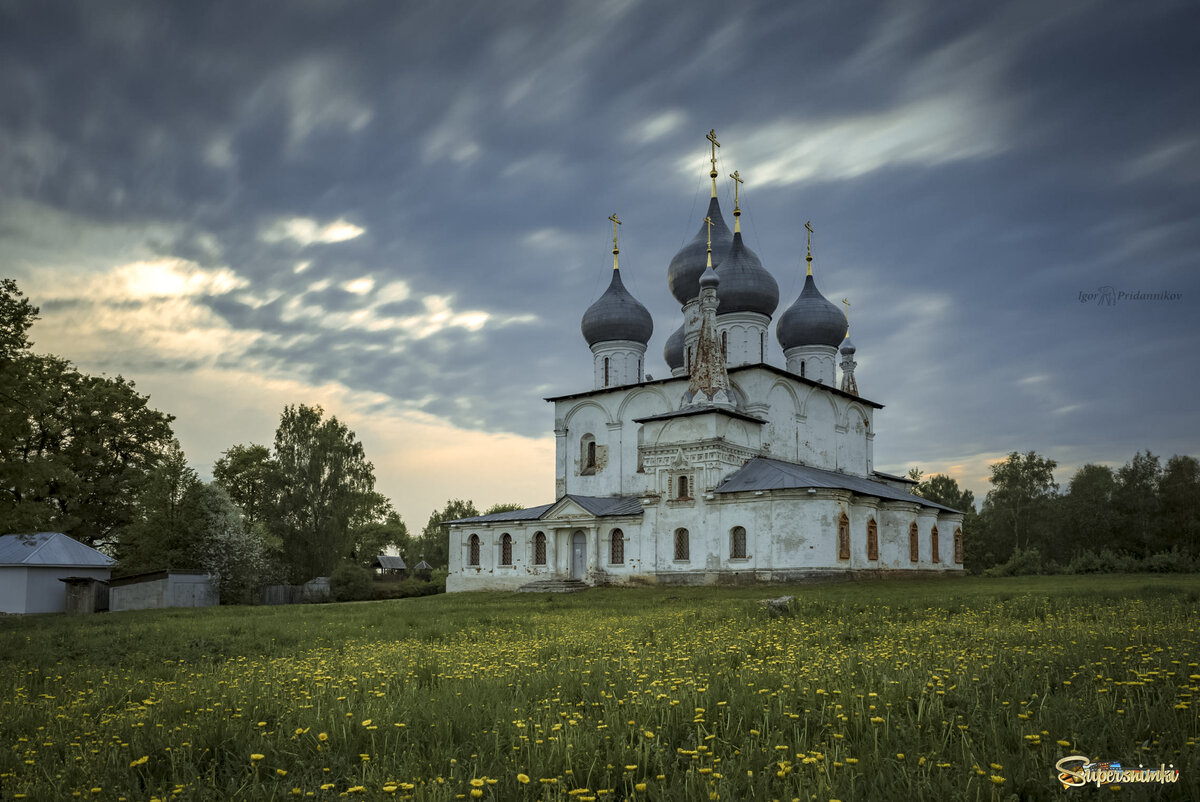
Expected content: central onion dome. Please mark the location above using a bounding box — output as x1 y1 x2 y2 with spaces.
664 323 684 371
667 196 733 306
776 273 847 349
581 267 653 346
840 336 856 356
716 232 778 317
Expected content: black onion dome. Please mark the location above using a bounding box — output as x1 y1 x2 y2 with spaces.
664 323 684 371
667 196 733 306
581 268 653 346
840 336 856 355
716 232 779 317
776 274 847 350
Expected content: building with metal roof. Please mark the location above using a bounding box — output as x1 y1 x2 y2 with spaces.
0 532 114 614
446 132 965 591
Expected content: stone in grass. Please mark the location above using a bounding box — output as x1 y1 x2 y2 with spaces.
760 595 796 617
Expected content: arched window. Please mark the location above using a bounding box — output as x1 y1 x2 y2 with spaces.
636 428 644 473
468 534 480 566
721 331 728 361
581 434 596 474
800 361 806 378
674 528 690 561
533 531 546 565
603 357 610 386
909 522 919 563
866 519 879 561
610 528 624 564
760 331 765 362
677 475 689 499
637 358 641 381
686 346 692 373
499 533 513 566
838 512 850 560
730 526 747 559
931 526 940 563
954 528 963 565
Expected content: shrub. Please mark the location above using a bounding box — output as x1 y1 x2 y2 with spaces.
369 579 441 600
329 563 373 602
983 547 1046 577
1065 548 1125 574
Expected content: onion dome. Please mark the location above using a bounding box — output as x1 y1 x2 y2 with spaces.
581 267 653 346
776 274 847 350
664 323 685 371
699 261 719 290
667 196 733 305
716 232 779 317
840 336 856 356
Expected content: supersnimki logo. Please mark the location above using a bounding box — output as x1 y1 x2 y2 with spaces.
1055 755 1180 789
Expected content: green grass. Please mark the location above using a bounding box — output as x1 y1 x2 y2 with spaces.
2 575 1198 801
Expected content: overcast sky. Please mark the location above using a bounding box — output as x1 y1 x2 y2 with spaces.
2 0 1197 529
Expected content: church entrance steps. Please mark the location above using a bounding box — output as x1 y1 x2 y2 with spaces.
518 578 588 593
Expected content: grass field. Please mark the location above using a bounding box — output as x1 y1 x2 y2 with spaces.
1 575 1198 801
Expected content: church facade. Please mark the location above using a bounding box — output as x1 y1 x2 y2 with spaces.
446 135 963 592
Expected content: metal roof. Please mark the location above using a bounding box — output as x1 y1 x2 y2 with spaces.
714 457 962 513
633 407 766 426
448 494 643 525
0 532 115 568
372 554 407 570
580 267 654 346
777 274 848 350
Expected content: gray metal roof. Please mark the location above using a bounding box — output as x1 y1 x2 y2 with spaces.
448 494 643 525
580 268 653 346
413 560 433 571
372 554 407 570
714 457 962 513
0 532 114 568
777 274 848 350
715 232 779 317
668 196 733 305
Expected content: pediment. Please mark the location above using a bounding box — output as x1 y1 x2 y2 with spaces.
542 497 594 520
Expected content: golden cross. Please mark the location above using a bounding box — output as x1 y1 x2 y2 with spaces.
608 213 621 251
729 170 743 209
704 215 713 249
804 220 815 275
842 297 851 323
707 129 720 173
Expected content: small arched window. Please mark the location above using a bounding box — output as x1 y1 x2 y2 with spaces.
610 528 624 564
800 361 806 378
581 433 596 474
909 522 919 563
867 519 879 561
603 357 610 386
677 475 689 499
721 331 728 361
533 531 546 565
838 512 850 560
731 526 747 559
686 346 692 373
954 528 964 565
760 331 765 362
499 533 513 566
931 526 940 563
674 528 690 561
468 534 480 566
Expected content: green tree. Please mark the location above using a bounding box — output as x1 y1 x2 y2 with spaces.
351 509 410 566
114 440 201 573
0 280 175 545
1113 451 1162 557
419 499 478 569
981 451 1058 556
1057 463 1117 557
192 483 275 604
483 502 525 515
269 404 388 581
212 443 274 530
1159 455 1200 556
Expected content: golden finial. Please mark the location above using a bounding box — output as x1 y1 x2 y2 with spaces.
842 297 851 335
729 170 743 233
804 220 814 276
608 213 621 270
704 215 714 267
706 129 720 197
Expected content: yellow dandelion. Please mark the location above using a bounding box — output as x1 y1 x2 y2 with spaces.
990 775 1006 785
250 754 264 761
361 719 372 727
896 753 905 760
517 774 530 784
471 791 483 799
635 783 647 792
318 732 328 742
276 769 287 777
470 779 485 788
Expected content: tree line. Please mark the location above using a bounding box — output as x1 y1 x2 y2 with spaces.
910 450 1200 573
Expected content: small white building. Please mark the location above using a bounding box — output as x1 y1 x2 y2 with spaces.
0 532 114 614
446 135 965 591
109 570 218 612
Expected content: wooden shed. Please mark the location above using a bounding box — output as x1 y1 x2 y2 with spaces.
0 532 114 614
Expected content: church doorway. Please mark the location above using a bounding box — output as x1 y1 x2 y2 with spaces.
571 531 586 579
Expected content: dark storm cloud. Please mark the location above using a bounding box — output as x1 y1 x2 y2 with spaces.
1 0 1198 491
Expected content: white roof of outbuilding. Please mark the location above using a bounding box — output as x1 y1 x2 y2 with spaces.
0 532 115 568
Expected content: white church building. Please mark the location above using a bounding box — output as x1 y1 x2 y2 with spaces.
446 135 964 592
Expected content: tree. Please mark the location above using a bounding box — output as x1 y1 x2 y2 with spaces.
483 502 525 515
1113 451 1162 557
192 483 275 604
1057 464 1117 557
269 404 388 581
419 499 478 569
0 280 176 546
114 440 201 573
982 451 1058 556
1159 455 1200 556
915 474 975 513
351 509 410 566
212 443 274 530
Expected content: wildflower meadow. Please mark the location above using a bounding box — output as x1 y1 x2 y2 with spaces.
1 575 1197 800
